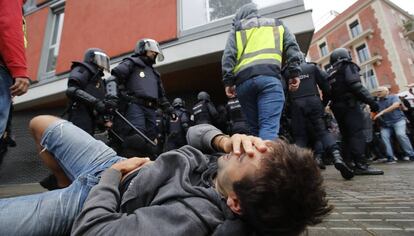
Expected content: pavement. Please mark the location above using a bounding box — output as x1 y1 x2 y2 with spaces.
308 161 414 236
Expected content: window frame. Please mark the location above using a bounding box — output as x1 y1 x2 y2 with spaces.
319 42 328 57
360 65 378 91
178 0 297 37
349 20 362 38
38 1 65 81
356 43 370 63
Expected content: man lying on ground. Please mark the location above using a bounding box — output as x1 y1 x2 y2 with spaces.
0 115 331 235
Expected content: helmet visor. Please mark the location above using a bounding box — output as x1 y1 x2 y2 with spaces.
93 51 110 71
144 39 164 62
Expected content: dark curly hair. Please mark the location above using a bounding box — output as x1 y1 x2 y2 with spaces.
233 140 332 236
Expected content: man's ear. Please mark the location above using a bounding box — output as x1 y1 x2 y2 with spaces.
226 192 242 215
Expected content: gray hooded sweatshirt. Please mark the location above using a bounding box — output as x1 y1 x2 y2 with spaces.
221 3 303 87
71 124 234 236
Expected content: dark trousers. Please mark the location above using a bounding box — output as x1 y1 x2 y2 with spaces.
68 106 95 135
165 133 186 151
290 96 338 154
228 121 250 135
331 102 366 163
126 103 157 140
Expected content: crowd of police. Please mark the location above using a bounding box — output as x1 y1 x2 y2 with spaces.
36 39 252 189
19 39 413 189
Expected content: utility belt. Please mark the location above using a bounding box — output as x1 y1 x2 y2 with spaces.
129 96 158 109
291 94 319 100
332 94 358 107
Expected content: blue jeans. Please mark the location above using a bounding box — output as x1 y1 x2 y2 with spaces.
0 120 124 236
236 75 285 140
380 119 414 159
0 66 12 137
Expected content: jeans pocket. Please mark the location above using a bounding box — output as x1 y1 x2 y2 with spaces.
85 173 101 187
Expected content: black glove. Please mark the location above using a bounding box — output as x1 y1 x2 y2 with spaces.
95 98 118 114
164 106 177 119
369 102 380 113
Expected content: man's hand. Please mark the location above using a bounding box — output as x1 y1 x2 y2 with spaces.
288 77 300 92
110 157 152 175
225 86 236 98
373 111 384 120
104 120 113 129
95 98 118 115
10 77 30 96
214 134 268 157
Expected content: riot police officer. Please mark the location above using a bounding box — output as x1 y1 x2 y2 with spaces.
192 91 220 125
108 38 174 158
41 48 114 190
165 98 191 151
65 48 114 135
289 61 353 179
225 96 249 135
327 48 383 175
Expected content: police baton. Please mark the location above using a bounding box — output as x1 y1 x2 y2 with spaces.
108 128 124 143
114 110 157 147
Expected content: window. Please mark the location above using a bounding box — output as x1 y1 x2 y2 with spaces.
40 3 65 80
349 20 362 38
356 44 369 63
319 42 328 57
45 9 64 73
23 0 37 13
361 66 378 90
180 0 290 30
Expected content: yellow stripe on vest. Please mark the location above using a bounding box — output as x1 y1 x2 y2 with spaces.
234 24 284 74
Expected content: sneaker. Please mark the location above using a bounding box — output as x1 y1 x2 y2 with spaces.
410 156 414 161
373 157 387 163
385 159 397 164
402 156 410 161
354 163 384 175
4 136 16 147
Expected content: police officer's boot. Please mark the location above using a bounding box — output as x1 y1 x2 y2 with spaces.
0 138 8 165
314 153 326 170
331 150 354 180
354 157 384 175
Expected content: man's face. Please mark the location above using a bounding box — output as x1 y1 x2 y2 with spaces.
145 50 158 60
216 147 266 197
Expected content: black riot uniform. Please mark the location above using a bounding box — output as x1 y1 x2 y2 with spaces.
226 97 249 135
192 91 220 125
109 39 173 158
327 48 383 175
41 48 113 191
165 98 191 151
289 62 353 179
154 108 167 155
65 48 112 135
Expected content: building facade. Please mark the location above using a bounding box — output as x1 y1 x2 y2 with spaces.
308 0 414 93
18 0 314 111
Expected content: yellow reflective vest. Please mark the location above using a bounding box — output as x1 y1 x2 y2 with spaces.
233 18 284 75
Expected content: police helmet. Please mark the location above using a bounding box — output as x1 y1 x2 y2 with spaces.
197 91 210 101
134 38 164 62
83 48 110 72
172 98 185 108
329 48 352 65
